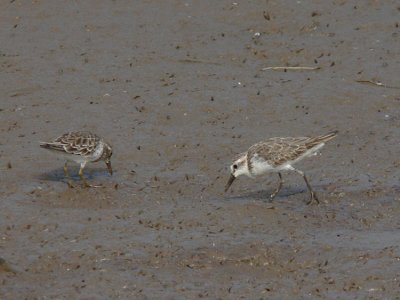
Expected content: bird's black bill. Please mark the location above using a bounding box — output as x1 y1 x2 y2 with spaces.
224 174 236 192
106 161 113 175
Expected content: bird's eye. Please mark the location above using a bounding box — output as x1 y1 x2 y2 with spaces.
233 164 238 170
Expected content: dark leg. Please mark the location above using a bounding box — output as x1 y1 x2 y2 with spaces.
293 169 319 205
64 162 74 188
270 172 283 199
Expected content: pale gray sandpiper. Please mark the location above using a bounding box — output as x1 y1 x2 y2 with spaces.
40 131 113 188
225 131 338 204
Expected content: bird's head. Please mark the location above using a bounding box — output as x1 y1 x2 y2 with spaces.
224 154 247 192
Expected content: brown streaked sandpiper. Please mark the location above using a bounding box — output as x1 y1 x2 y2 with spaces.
40 131 113 188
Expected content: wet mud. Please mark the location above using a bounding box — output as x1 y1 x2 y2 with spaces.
1 0 400 299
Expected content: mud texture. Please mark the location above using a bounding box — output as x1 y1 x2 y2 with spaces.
1 1 400 299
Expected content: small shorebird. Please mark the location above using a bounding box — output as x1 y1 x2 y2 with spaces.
224 131 338 204
40 131 113 188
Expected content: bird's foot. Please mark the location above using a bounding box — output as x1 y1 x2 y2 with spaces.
82 181 105 188
269 191 279 200
306 192 319 205
67 181 74 188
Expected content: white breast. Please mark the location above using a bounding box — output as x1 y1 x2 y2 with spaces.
250 154 274 176
90 142 104 162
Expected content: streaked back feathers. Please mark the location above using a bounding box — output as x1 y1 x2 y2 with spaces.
39 131 112 162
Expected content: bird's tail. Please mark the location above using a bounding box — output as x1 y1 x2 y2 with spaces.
307 130 338 148
39 142 55 149
39 142 51 149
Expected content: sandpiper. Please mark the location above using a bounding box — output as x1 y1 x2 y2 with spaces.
225 131 338 204
40 131 113 188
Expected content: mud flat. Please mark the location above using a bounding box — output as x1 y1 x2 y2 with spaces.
1 1 399 298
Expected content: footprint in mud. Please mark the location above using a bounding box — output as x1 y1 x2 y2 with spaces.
0 258 17 274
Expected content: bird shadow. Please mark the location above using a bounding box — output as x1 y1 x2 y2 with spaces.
38 167 111 183
226 187 306 203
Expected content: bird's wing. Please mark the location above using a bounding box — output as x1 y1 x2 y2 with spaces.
44 131 100 156
247 137 311 168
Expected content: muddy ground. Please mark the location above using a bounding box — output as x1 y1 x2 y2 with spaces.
1 0 400 299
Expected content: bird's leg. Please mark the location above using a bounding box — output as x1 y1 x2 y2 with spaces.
64 162 74 188
293 168 319 205
78 162 104 188
270 172 283 200
78 162 91 188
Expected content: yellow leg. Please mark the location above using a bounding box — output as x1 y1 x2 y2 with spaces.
64 162 74 188
78 163 91 188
